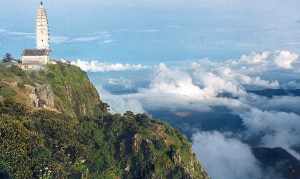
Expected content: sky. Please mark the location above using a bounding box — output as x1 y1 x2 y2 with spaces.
1 0 300 64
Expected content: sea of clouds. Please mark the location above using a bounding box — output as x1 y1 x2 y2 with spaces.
74 50 300 179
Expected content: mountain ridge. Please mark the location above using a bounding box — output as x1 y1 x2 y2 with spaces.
0 61 209 179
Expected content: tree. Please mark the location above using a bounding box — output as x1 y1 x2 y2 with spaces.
124 111 136 120
2 53 13 63
101 103 110 112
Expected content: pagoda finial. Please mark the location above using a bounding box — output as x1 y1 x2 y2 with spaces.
40 1 43 6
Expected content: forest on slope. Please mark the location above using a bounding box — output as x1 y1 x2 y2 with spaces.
0 62 208 179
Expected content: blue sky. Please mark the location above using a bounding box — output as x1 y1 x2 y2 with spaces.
0 0 300 64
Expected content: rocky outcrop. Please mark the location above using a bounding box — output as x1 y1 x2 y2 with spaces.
27 84 55 109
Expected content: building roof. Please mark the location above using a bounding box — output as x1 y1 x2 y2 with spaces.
22 49 49 56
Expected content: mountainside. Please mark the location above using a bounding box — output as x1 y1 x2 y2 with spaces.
253 147 300 179
0 63 105 118
0 62 209 179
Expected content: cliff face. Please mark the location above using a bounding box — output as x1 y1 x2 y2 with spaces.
0 62 209 179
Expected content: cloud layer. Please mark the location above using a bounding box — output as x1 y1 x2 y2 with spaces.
192 132 262 179
89 50 300 179
109 50 298 113
0 28 34 39
0 28 114 45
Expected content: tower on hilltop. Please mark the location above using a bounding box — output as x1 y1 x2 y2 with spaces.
21 2 51 70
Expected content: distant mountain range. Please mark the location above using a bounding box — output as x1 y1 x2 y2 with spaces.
249 89 300 98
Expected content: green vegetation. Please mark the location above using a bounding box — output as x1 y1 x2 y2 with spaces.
0 63 208 179
0 62 106 118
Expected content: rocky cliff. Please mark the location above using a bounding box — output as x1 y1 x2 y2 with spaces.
0 62 209 179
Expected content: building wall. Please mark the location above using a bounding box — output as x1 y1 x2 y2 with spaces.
19 64 45 71
21 56 49 65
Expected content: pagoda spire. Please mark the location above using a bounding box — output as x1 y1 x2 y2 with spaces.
36 1 50 50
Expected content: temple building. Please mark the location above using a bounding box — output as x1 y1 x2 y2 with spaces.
21 2 50 70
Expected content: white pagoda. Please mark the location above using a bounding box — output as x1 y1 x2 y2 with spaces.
21 2 50 70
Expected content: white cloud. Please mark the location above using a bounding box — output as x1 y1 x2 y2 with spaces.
235 50 299 71
201 72 246 97
128 63 247 111
192 132 263 179
7 31 34 37
51 33 113 44
190 57 280 91
0 27 113 45
71 59 147 72
249 95 300 114
99 51 299 114
146 63 245 99
102 39 114 44
136 28 160 33
215 66 279 89
241 108 300 149
274 51 299 69
97 87 145 114
240 51 270 64
107 78 133 87
148 63 204 98
287 80 300 89
123 51 285 111
72 36 101 42
0 28 35 39
51 36 70 44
